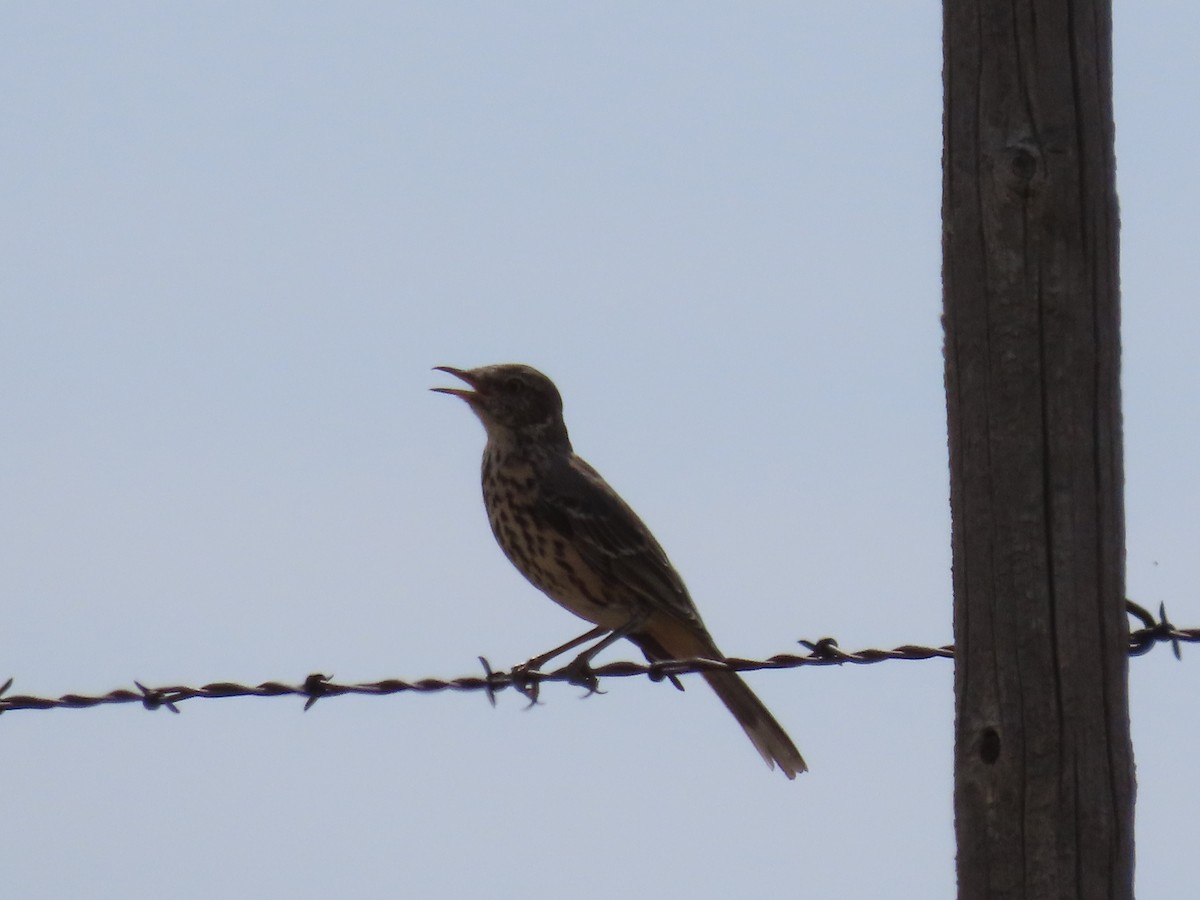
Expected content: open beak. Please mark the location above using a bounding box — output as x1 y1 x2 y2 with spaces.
431 366 482 402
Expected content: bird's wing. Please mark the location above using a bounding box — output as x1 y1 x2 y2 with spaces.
534 452 710 635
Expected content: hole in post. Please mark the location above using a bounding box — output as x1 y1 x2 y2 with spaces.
980 727 1001 764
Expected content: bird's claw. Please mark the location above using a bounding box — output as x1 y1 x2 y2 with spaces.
561 655 604 697
509 662 544 707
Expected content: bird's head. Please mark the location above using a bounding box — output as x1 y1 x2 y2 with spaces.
432 364 570 447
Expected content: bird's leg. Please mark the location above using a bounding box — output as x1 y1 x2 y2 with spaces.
559 611 650 697
521 624 611 671
511 624 610 703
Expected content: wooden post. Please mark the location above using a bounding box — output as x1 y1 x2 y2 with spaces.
942 1 1135 897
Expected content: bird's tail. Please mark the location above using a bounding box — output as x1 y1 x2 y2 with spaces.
640 617 806 778
701 669 807 779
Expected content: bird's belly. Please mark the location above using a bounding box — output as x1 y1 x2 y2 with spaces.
484 496 632 630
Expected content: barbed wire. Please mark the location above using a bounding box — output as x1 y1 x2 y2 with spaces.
0 601 1192 717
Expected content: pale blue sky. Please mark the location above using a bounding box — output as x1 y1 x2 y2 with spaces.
3 4 1197 898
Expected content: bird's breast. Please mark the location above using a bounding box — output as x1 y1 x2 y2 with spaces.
482 454 553 582
480 448 628 628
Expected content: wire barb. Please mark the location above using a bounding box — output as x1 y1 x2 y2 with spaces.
135 681 180 714
1127 600 1186 659
478 657 500 708
302 673 332 711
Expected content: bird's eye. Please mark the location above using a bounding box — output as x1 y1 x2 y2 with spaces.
505 376 525 393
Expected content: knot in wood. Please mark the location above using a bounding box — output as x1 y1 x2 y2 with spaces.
1000 140 1040 196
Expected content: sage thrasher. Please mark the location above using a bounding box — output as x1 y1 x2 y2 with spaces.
433 363 806 778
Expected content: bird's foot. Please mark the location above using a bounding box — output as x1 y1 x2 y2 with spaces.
509 660 545 707
560 654 605 697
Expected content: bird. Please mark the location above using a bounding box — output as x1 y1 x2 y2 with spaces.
432 363 806 778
